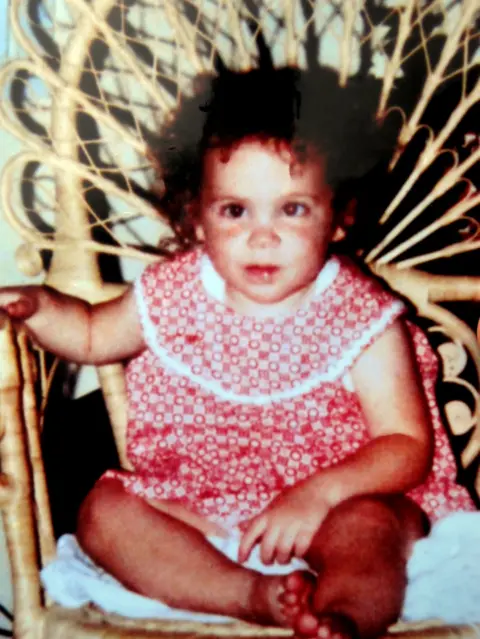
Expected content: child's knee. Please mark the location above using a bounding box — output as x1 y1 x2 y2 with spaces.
328 494 426 535
308 495 407 562
314 494 427 562
327 495 401 532
76 479 128 553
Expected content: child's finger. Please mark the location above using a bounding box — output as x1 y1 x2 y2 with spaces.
238 516 267 563
6 298 37 320
274 524 300 564
0 291 36 320
293 527 316 558
259 523 283 565
0 291 21 309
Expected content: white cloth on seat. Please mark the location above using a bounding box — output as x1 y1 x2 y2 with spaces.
402 511 480 623
40 530 307 621
41 511 480 624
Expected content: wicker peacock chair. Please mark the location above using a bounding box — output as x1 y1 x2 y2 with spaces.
0 0 480 637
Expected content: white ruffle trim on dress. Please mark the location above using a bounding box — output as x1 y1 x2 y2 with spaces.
133 256 405 405
41 511 480 624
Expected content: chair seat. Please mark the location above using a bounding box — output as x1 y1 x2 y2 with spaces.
42 605 292 638
41 605 479 639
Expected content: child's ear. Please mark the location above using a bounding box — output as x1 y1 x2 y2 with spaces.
331 226 346 243
184 200 205 242
331 197 357 244
195 224 205 242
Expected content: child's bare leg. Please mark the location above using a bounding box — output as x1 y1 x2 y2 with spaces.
295 494 429 639
76 479 312 626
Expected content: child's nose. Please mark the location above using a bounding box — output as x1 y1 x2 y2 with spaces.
247 225 281 249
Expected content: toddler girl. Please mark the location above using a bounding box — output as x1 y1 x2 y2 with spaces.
0 67 475 638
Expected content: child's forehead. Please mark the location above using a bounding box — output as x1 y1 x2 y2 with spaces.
202 138 326 183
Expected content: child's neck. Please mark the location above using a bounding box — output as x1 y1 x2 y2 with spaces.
224 281 318 319
200 252 337 319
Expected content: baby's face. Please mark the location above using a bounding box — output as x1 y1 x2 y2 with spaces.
196 140 334 317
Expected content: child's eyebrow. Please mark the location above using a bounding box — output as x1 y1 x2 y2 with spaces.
201 188 328 205
280 192 326 203
201 189 245 203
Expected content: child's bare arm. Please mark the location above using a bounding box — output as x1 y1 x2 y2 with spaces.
0 286 145 364
321 319 434 504
239 320 433 564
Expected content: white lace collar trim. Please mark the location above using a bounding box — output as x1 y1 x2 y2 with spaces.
199 253 341 310
134 253 405 405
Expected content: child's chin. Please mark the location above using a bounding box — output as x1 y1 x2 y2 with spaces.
244 289 296 309
244 287 284 302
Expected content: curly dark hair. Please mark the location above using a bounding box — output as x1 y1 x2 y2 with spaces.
150 64 400 254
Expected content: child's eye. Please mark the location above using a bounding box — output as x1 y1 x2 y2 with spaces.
221 204 246 219
283 202 309 217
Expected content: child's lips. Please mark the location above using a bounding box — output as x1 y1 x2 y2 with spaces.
244 264 280 283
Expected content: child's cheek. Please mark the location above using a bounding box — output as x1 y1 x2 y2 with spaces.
217 223 243 239
286 222 327 243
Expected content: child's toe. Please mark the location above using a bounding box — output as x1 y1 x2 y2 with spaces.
315 614 359 639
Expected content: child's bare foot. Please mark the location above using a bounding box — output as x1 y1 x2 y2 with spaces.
248 570 315 628
295 612 358 639
250 571 357 639
279 574 357 639
278 572 317 626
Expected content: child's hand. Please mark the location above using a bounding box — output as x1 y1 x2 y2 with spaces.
0 288 39 321
238 479 330 565
1 284 145 364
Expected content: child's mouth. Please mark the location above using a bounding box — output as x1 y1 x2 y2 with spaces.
244 265 280 283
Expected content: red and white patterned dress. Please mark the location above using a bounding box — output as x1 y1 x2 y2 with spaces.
103 249 475 530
